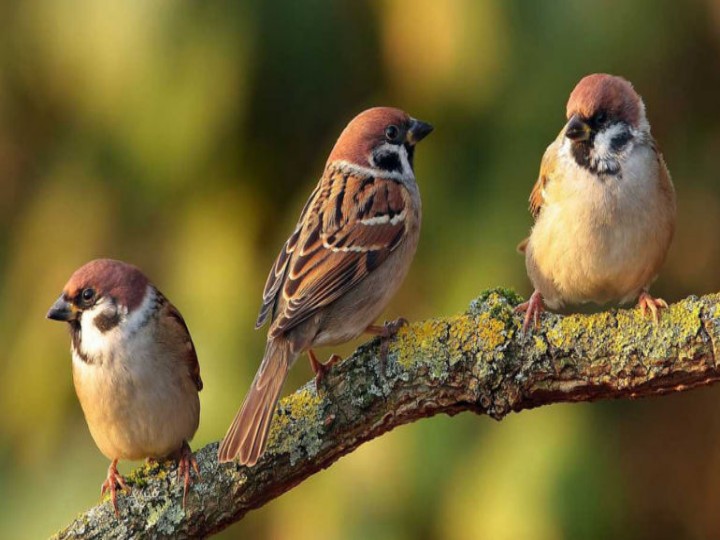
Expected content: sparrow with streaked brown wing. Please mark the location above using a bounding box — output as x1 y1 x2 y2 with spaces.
218 107 433 466
47 259 202 515
516 74 676 330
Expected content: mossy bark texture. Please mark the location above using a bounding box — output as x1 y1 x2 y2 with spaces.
54 289 720 539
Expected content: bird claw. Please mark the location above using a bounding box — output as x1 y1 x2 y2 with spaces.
308 349 342 391
366 317 408 363
637 291 668 324
177 441 200 509
100 459 130 517
515 291 545 332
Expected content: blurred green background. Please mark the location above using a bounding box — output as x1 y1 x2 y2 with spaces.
1 0 720 538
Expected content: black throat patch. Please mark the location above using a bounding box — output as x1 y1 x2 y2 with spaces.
372 147 402 173
570 137 594 172
405 143 415 169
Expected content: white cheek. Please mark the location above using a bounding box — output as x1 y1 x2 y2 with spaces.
559 137 572 159
78 301 127 360
592 124 625 158
76 286 155 361
558 139 583 179
398 144 412 175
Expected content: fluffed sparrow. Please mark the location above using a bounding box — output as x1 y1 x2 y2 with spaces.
218 107 433 465
47 259 202 514
517 74 676 330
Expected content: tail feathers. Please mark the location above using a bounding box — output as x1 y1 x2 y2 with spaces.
218 338 294 465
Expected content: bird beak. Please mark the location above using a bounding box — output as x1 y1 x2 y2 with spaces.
406 118 434 145
565 114 591 142
46 296 78 322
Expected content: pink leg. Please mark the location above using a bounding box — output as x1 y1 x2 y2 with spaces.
100 459 130 517
366 317 408 361
637 291 668 323
514 291 545 332
176 441 201 508
308 349 342 390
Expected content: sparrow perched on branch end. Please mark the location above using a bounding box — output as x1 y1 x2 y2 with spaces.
516 74 676 330
47 259 202 515
218 107 433 466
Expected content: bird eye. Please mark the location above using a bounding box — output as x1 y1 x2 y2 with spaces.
595 111 607 125
384 125 401 142
81 288 96 304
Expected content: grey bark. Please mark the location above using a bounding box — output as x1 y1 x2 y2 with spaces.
53 289 720 539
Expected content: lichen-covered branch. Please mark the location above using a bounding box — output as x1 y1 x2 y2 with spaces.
54 289 720 539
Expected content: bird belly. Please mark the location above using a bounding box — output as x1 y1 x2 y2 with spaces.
311 225 420 347
72 338 200 461
527 180 668 308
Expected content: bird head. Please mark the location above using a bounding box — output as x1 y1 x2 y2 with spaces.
327 107 433 180
47 259 152 361
563 73 649 175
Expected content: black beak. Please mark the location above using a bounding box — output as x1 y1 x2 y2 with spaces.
565 114 591 142
47 296 77 322
406 118 434 145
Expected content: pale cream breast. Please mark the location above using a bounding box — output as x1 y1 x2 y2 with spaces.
72 288 200 461
527 137 674 308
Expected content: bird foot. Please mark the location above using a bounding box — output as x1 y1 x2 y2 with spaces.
637 291 668 323
308 349 342 391
176 441 200 509
366 317 408 362
515 291 545 332
100 459 130 517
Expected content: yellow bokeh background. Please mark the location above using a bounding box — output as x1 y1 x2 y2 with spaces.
1 1 720 538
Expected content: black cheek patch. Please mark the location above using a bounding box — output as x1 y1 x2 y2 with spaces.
94 311 120 333
611 131 632 152
373 149 402 173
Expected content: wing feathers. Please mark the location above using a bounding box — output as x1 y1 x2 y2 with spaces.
256 165 413 338
158 295 203 392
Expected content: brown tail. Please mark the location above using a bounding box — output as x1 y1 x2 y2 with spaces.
218 337 295 465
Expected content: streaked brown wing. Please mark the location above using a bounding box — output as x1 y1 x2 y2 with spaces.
162 299 203 392
529 174 547 220
267 168 410 338
529 133 562 220
256 186 320 329
652 141 676 208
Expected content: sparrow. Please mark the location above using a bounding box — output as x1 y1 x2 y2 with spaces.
218 107 433 465
47 259 202 515
516 74 676 330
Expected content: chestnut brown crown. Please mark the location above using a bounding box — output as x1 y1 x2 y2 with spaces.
326 107 433 169
56 259 149 315
566 74 644 128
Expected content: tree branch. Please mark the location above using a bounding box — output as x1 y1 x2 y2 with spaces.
54 289 720 539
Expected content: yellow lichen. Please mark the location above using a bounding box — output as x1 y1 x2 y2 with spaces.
392 306 509 371
545 298 703 365
393 318 449 369
614 299 702 360
447 314 478 362
545 315 579 349
532 335 547 356
268 387 323 445
712 304 720 320
476 312 507 355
